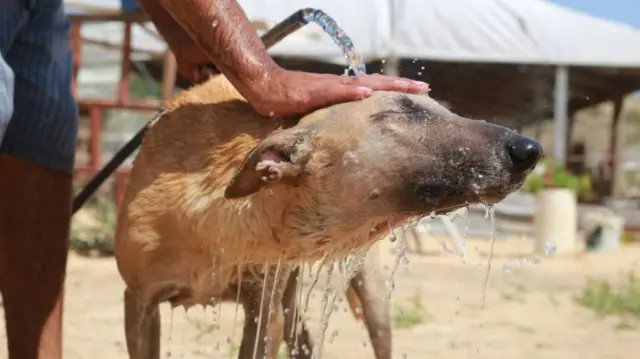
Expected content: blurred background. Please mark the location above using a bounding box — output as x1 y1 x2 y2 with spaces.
3 0 640 358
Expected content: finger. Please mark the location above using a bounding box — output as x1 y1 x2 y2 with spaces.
342 75 429 94
306 85 374 110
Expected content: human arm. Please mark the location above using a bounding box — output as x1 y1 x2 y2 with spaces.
139 0 430 117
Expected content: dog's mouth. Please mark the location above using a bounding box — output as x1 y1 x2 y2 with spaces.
367 178 527 241
366 203 468 241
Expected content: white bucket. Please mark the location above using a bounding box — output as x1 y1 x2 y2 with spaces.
533 188 577 255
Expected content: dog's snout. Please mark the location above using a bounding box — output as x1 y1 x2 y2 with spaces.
506 136 542 171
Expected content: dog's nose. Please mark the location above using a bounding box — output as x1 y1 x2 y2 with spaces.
506 136 543 171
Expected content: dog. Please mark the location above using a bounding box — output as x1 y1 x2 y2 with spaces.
114 74 542 359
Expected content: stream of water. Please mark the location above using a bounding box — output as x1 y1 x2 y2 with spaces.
301 9 367 76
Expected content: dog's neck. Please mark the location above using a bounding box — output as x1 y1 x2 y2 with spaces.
184 180 292 264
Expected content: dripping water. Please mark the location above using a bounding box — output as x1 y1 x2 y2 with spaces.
481 205 496 305
384 220 409 302
291 259 305 356
251 260 270 359
310 260 336 359
228 262 244 358
310 248 368 359
264 256 284 355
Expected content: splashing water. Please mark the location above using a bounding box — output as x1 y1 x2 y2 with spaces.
301 9 367 76
310 248 368 359
545 242 557 256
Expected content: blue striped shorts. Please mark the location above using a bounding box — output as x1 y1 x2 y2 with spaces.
0 0 78 174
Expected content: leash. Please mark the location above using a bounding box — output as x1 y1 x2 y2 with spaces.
71 8 352 214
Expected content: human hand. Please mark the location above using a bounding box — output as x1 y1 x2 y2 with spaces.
241 67 430 118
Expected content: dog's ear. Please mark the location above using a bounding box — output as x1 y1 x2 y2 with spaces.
224 130 310 199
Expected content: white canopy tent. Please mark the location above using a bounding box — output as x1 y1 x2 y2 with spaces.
237 0 640 68
68 0 640 67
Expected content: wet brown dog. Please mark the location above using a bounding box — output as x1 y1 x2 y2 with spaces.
115 74 542 359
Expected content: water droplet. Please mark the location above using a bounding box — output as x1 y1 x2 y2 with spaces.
268 111 275 117
545 242 557 256
211 19 218 27
440 241 453 255
417 71 423 76
381 59 386 64
386 278 395 292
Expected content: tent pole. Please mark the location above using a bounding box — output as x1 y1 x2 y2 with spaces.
553 65 570 164
609 95 624 196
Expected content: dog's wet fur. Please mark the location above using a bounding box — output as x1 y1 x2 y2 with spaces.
115 75 542 359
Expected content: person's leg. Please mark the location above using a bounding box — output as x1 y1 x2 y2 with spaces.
0 0 78 358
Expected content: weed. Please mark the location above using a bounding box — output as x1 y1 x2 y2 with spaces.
393 294 430 329
516 325 536 334
69 195 117 256
185 316 220 341
574 271 640 320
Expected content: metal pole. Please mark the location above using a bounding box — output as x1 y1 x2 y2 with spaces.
553 65 569 163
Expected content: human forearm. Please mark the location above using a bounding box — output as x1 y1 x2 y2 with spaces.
157 0 278 94
136 0 195 56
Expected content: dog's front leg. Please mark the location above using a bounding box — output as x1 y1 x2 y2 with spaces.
124 288 161 359
349 247 392 359
239 265 292 359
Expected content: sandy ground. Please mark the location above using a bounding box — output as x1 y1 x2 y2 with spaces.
1 234 640 359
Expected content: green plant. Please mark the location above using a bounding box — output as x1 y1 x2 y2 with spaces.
185 315 220 341
574 271 640 320
521 157 592 197
393 294 430 329
69 194 117 256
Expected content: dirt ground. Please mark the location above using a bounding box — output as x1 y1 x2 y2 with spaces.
1 234 640 359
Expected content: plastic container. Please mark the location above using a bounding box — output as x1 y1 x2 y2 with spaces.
584 208 624 253
533 188 577 255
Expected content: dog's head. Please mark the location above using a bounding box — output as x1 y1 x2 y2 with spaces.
224 91 542 248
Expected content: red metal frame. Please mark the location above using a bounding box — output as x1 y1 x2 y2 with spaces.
69 13 177 206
